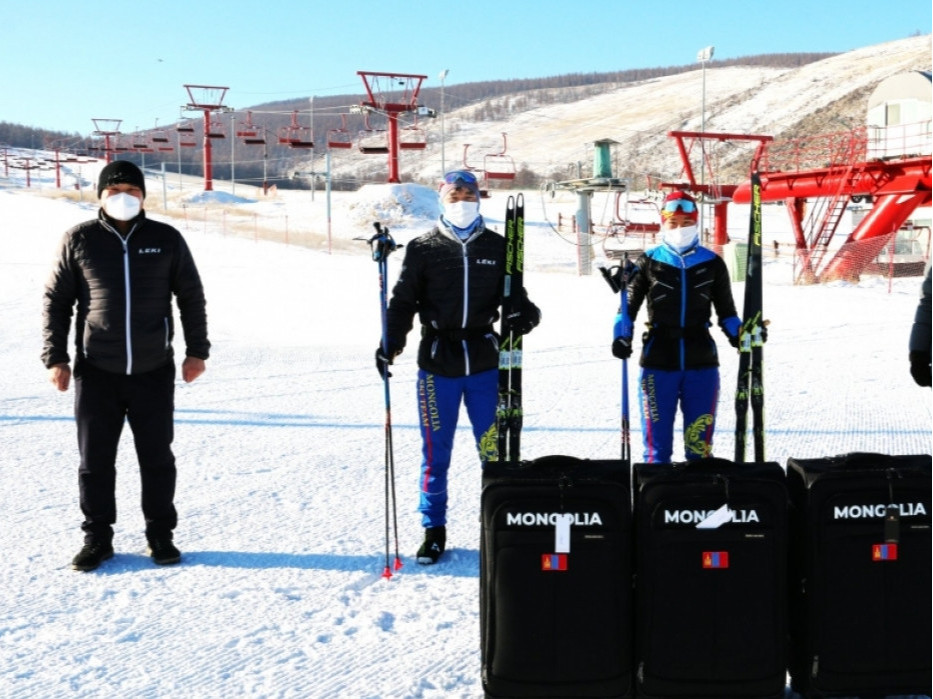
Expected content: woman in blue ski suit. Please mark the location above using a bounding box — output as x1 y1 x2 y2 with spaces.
613 191 741 463
376 171 540 563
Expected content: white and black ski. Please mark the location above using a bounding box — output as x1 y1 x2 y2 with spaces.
496 194 524 461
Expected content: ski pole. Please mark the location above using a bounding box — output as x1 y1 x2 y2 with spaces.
366 222 403 578
618 253 633 472
600 255 635 471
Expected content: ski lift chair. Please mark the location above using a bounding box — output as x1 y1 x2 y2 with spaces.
358 113 389 154
327 115 353 149
483 133 516 182
237 112 267 146
399 115 427 150
278 110 313 149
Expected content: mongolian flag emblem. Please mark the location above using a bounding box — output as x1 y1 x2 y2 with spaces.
872 543 898 561
702 551 730 569
541 554 568 571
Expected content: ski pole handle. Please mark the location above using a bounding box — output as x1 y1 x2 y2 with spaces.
599 265 622 293
369 222 402 262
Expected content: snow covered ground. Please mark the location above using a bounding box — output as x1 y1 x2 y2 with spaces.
1 169 930 697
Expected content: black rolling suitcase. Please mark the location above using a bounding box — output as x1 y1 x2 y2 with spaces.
633 458 788 699
480 455 634 698
786 452 932 698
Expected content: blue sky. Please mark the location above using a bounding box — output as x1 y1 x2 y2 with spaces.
3 0 930 136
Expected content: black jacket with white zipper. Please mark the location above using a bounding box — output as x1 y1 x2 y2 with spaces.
42 211 210 375
385 222 539 377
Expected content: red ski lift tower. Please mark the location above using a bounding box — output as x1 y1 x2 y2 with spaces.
91 118 122 164
356 71 427 183
663 130 773 248
183 84 230 191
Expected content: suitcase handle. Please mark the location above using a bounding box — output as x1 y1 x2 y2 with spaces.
528 455 584 469
831 452 895 467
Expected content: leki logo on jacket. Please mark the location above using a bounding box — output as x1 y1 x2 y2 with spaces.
475 258 497 266
834 502 927 519
505 512 603 526
138 248 162 255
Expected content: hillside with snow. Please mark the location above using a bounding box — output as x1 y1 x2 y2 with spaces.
317 34 931 185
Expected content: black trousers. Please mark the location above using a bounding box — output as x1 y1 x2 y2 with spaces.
74 359 177 543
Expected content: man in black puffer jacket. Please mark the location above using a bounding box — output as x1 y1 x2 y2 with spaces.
376 171 540 564
42 161 210 572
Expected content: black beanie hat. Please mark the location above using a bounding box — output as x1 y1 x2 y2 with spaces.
97 160 146 199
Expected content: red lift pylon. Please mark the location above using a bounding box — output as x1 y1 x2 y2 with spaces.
183 84 230 192
356 71 427 183
91 118 123 164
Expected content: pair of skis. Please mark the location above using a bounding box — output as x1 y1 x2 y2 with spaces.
496 194 525 462
735 172 766 463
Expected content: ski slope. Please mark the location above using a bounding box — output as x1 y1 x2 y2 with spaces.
1 178 929 698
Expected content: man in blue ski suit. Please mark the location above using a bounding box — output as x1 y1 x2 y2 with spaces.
376 171 540 564
612 191 741 463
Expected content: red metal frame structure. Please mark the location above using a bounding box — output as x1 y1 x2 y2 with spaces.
662 130 773 248
91 118 123 164
183 84 229 191
356 71 427 183
731 124 932 282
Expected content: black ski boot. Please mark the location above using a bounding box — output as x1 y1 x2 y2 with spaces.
416 526 446 565
72 540 114 571
146 536 181 565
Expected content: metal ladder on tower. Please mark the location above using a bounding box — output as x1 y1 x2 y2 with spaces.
795 141 865 283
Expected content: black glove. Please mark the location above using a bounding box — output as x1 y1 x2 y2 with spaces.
612 336 633 360
910 350 932 387
728 333 740 349
506 309 539 336
375 342 400 379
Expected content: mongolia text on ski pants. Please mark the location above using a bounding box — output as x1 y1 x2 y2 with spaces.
74 359 178 541
416 368 497 527
638 366 720 463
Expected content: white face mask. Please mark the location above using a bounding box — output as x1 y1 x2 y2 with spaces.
102 192 142 221
442 200 480 229
663 224 699 252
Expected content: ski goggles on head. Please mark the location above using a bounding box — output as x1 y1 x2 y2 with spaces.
442 170 479 187
661 198 697 216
